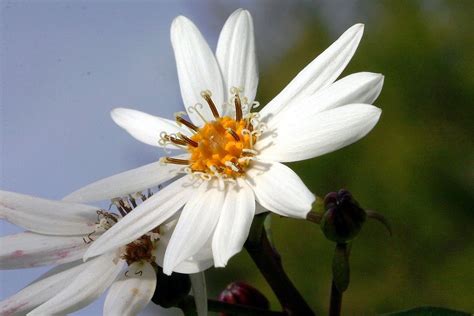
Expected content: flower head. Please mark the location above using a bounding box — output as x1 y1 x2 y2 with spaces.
64 9 383 274
0 190 210 315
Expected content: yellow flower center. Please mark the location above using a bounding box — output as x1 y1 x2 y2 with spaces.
188 116 252 178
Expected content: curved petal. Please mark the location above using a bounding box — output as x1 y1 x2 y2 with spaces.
257 104 382 162
163 181 225 275
28 253 124 316
245 160 315 218
0 232 92 269
171 16 225 126
212 179 255 267
83 177 193 260
111 108 190 147
190 272 207 316
63 156 187 203
104 262 156 316
268 72 384 127
0 261 91 316
0 191 97 235
216 9 258 110
155 219 214 274
260 24 364 119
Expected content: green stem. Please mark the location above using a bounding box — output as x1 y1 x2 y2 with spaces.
329 243 349 316
329 280 343 316
245 217 315 316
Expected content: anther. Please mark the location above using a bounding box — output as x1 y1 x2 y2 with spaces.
201 90 220 119
165 135 188 147
175 114 199 132
226 128 240 141
234 92 243 121
178 133 198 147
164 157 190 165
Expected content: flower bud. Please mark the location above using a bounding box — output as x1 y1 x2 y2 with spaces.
218 281 269 316
321 189 367 243
151 265 191 308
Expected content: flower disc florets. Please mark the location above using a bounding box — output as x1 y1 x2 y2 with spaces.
122 228 160 265
161 88 264 180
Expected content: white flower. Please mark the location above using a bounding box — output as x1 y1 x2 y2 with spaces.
64 9 383 274
0 191 210 316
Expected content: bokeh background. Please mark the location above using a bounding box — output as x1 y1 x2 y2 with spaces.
1 0 473 315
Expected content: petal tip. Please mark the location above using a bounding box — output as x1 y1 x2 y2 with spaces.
354 23 365 31
171 15 192 31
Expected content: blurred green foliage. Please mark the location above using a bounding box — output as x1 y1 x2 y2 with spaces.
207 1 473 315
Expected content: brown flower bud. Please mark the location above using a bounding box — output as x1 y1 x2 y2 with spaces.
218 281 269 316
321 189 367 243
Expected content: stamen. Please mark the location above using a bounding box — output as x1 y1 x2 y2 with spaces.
158 131 170 146
242 129 254 148
128 195 137 208
111 199 127 217
225 161 243 173
226 128 240 141
251 100 261 110
242 148 258 155
178 133 198 147
118 199 132 214
188 104 208 124
175 114 199 132
238 156 254 164
201 90 220 119
233 90 243 121
165 134 188 147
163 157 190 165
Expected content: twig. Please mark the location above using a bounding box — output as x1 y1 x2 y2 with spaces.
244 218 315 315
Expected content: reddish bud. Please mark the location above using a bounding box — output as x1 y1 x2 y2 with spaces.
218 281 269 316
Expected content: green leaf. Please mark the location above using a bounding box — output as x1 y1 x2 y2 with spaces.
382 306 471 316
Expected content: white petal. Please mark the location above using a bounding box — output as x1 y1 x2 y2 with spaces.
83 177 192 260
216 9 258 109
257 104 382 162
104 262 156 316
0 191 97 235
111 108 190 147
190 272 207 316
260 24 364 119
245 160 315 218
63 157 187 203
155 219 214 274
0 232 91 269
0 261 90 316
171 16 225 126
268 72 384 127
212 180 255 267
28 253 124 315
163 181 225 275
